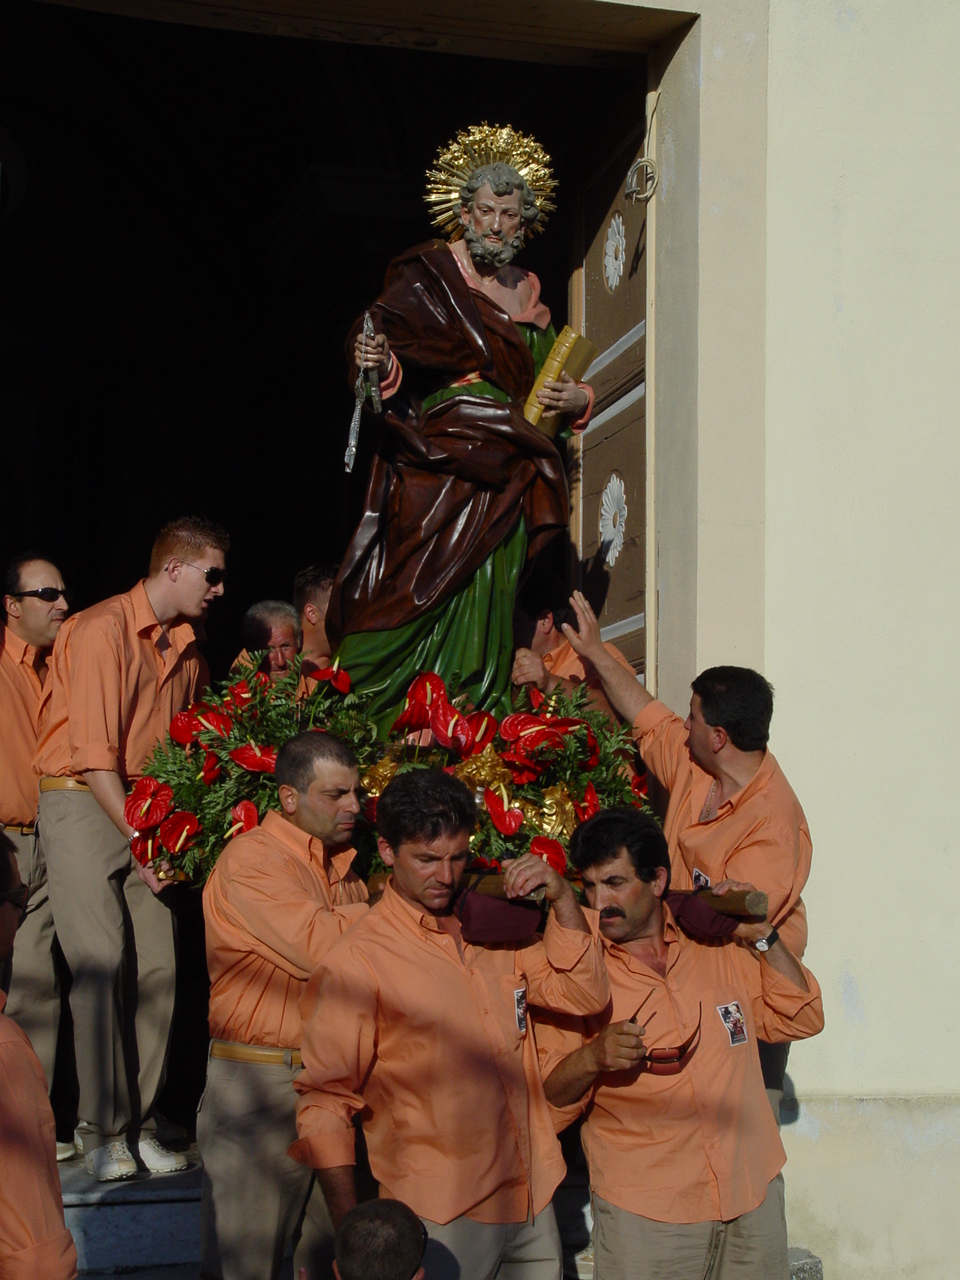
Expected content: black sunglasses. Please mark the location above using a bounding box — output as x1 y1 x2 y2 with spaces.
11 587 69 604
181 561 226 587
0 885 29 926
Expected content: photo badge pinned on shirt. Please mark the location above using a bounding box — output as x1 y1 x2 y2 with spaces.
514 988 528 1035
717 1001 748 1046
692 868 711 889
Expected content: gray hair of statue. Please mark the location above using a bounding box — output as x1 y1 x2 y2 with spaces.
241 599 302 649
459 163 541 230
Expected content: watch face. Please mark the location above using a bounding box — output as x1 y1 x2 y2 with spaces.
755 938 771 952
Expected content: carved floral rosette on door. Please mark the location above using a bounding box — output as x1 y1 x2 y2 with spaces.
575 120 648 675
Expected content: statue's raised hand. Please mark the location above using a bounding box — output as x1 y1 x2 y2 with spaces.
353 329 391 378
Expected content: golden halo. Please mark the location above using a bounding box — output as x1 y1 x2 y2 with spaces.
424 123 557 241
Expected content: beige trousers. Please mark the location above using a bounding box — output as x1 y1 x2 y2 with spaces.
421 1204 562 1280
197 1051 334 1280
2 827 61 1086
38 789 176 1151
592 1178 788 1280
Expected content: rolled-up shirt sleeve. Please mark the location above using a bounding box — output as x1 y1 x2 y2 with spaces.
521 909 609 1016
290 953 379 1169
746 949 824 1043
67 619 124 774
631 701 687 792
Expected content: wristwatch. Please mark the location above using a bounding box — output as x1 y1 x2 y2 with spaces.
754 927 779 953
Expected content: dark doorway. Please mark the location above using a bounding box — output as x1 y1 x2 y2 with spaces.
0 0 630 676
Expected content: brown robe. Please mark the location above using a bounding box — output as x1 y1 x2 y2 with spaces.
327 241 569 643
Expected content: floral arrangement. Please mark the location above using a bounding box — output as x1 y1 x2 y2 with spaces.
138 658 381 880
140 660 649 883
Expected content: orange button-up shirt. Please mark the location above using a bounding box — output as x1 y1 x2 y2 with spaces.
291 881 610 1225
632 701 812 956
0 995 78 1280
0 625 48 825
203 810 369 1049
538 906 823 1224
33 581 206 782
543 639 635 724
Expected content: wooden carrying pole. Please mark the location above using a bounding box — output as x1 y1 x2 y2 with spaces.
681 888 768 919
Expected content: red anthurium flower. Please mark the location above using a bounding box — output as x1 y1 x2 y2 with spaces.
159 812 200 855
630 773 649 803
314 658 352 693
430 700 474 755
529 688 545 711
129 832 158 867
225 800 259 840
530 836 567 876
229 743 278 773
195 709 233 738
498 713 545 742
169 711 202 745
123 778 174 829
573 782 601 823
407 672 446 707
199 751 221 785
391 700 431 733
469 855 500 871
500 750 542 785
484 788 524 836
465 710 498 754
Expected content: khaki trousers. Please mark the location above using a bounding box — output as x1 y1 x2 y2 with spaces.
592 1178 789 1280
422 1204 562 1280
197 1051 334 1280
2 827 61 1086
39 789 176 1151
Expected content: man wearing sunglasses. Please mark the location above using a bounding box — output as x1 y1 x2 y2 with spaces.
0 832 78 1278
1 554 70 1147
33 515 229 1182
539 808 823 1280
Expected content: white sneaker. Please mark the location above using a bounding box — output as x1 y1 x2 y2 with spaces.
55 1140 77 1162
137 1135 188 1174
85 1140 138 1181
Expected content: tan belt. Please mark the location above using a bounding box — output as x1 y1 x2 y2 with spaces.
2 823 35 835
210 1040 302 1068
39 777 90 793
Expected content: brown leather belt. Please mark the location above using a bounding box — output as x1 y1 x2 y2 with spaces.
39 777 90 793
210 1040 302 1068
1 823 35 835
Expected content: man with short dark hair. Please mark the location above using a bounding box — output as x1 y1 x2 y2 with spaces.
291 768 610 1280
294 566 339 670
238 600 302 681
198 730 368 1280
511 575 634 721
33 515 229 1180
334 1200 426 1280
0 832 78 1279
540 807 823 1280
560 592 812 1111
1 554 68 1122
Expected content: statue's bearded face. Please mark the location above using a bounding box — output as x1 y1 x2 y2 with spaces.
460 183 526 267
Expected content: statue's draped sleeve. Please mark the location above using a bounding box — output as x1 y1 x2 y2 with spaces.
327 241 569 644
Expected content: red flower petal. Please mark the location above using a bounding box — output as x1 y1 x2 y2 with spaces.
169 712 201 745
228 743 278 773
231 801 259 832
500 751 541 785
530 836 567 876
195 709 233 738
124 779 174 829
407 672 446 707
498 713 544 742
529 688 545 710
158 812 200 855
483 787 524 836
200 751 221 785
465 711 498 754
573 781 601 824
129 832 158 867
391 700 431 733
429 700 474 755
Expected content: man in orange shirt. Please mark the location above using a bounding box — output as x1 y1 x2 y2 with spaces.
198 730 368 1280
559 592 812 1110
541 808 823 1280
511 577 635 722
33 515 229 1181
1 555 69 1117
294 565 339 672
290 769 610 1280
0 831 78 1280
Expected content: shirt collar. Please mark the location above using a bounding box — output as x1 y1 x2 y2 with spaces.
260 809 357 878
382 877 446 933
713 750 774 815
602 900 681 970
131 580 196 656
0 623 35 668
541 640 571 673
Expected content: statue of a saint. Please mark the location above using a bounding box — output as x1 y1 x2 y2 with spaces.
328 126 592 734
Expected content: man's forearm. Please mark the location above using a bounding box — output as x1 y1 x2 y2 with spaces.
543 1044 598 1108
549 885 591 934
83 770 133 837
759 938 810 993
586 647 654 724
316 1164 358 1227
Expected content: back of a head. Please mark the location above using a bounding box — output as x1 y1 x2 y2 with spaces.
275 730 357 794
335 1199 425 1280
241 599 302 650
294 564 339 615
517 572 574 631
148 515 230 577
569 806 670 887
376 769 476 851
691 665 774 753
